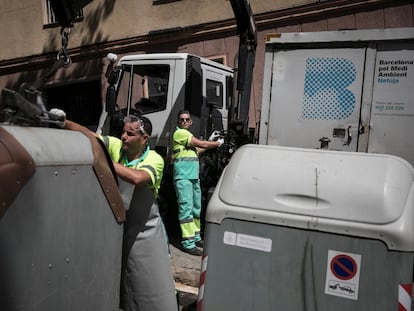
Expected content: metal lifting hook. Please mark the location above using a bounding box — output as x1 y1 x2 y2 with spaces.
56 27 72 67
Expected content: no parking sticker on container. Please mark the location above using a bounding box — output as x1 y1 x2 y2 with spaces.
324 250 361 300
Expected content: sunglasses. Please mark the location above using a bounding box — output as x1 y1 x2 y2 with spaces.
123 115 147 135
179 118 191 123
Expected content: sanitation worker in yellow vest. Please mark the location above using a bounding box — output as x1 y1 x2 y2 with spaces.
172 110 224 256
52 109 177 311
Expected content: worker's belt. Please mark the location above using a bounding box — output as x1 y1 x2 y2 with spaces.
173 145 196 154
174 157 198 162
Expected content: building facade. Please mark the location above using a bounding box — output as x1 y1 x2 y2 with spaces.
0 0 413 129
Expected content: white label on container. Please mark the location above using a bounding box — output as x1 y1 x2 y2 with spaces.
223 231 272 252
223 231 236 245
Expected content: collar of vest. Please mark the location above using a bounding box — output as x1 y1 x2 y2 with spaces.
121 145 150 168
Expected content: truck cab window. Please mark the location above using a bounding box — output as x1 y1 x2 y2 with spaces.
206 79 223 109
116 64 169 115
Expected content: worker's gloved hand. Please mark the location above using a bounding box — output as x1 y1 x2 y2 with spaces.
48 108 66 128
217 138 224 147
208 130 221 141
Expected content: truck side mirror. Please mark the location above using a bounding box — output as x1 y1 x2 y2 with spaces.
106 86 116 116
107 67 121 86
106 67 121 116
226 76 233 110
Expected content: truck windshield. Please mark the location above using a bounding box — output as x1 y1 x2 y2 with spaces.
116 64 169 115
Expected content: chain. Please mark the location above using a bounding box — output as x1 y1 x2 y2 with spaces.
56 27 72 68
30 26 72 90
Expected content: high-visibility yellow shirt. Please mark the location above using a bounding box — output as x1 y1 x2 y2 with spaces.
172 127 199 180
101 135 164 197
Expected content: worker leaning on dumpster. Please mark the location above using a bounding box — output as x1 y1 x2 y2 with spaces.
49 109 177 311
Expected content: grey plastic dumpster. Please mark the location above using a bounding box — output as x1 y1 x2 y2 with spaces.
0 125 124 311
200 144 414 311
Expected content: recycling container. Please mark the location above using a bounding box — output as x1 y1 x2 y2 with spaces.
200 144 414 311
0 125 124 311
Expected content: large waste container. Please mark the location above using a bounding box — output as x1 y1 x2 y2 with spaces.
200 144 414 311
0 125 124 311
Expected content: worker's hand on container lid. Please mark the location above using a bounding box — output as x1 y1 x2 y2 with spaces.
48 108 66 128
217 138 224 147
208 130 221 141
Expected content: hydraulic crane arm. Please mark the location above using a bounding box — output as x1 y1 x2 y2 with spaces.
229 0 257 137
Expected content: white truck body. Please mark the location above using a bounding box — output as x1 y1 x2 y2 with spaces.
111 53 234 156
259 27 414 165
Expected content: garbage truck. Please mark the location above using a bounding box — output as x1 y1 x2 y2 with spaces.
101 0 257 233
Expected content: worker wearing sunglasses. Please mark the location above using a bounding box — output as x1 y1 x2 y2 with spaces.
172 110 224 256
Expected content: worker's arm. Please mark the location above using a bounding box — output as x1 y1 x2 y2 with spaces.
190 136 223 154
65 117 151 186
112 162 152 186
64 120 98 138
48 108 99 138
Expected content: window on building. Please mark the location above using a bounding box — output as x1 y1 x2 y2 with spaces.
207 55 228 66
153 0 181 5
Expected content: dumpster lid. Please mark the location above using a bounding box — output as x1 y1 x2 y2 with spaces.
1 125 125 223
207 145 414 251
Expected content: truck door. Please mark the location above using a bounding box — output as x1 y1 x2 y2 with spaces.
200 64 231 139
265 47 366 151
368 43 414 165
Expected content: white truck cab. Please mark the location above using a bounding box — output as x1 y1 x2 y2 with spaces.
106 53 234 158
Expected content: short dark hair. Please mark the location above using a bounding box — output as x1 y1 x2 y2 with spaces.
177 110 190 119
